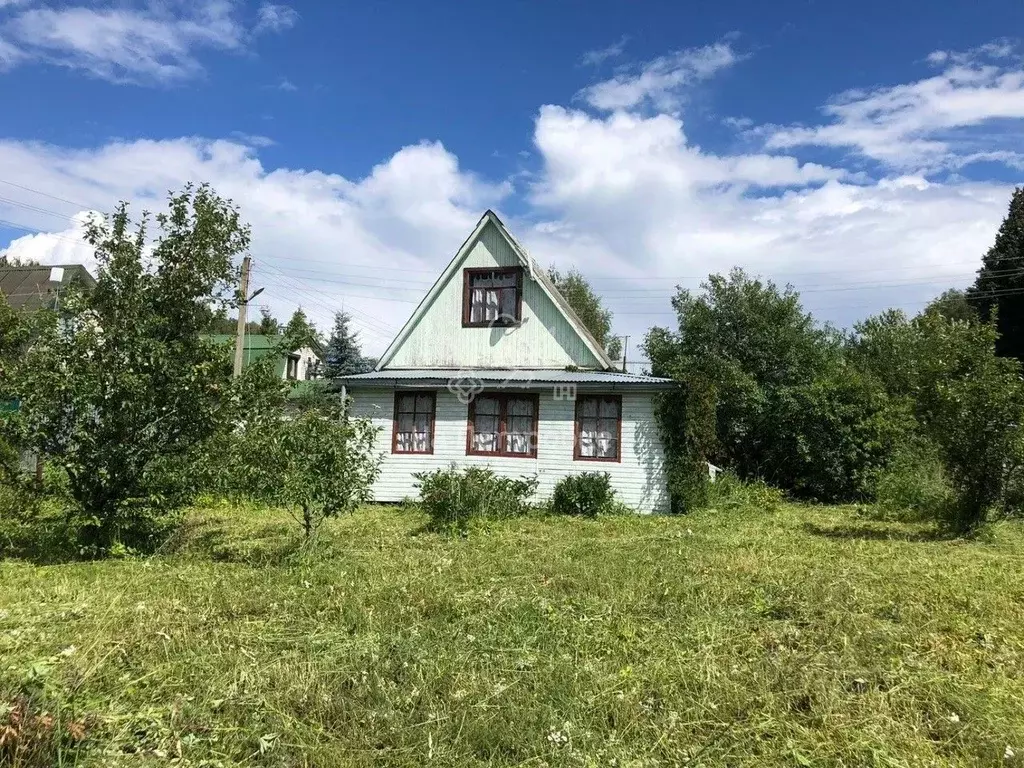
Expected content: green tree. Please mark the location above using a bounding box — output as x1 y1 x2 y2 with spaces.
228 394 381 537
13 185 248 552
911 312 1023 533
258 307 280 335
285 307 319 348
548 267 622 361
850 307 1024 533
647 269 901 502
968 186 1024 360
324 311 372 377
926 289 976 323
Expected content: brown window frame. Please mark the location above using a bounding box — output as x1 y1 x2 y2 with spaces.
466 392 539 459
573 395 622 463
391 391 437 455
462 267 523 327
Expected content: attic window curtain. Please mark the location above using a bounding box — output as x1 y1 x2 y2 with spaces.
469 270 518 323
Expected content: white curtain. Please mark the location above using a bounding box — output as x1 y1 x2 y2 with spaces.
579 398 618 458
470 272 517 322
472 396 500 452
396 394 432 452
505 397 534 454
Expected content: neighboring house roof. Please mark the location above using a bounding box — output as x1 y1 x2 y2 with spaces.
206 333 319 363
0 264 96 312
375 210 617 371
335 368 675 391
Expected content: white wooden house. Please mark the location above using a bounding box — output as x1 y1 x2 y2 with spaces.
336 211 674 512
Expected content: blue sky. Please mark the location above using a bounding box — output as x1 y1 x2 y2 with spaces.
1 0 1023 361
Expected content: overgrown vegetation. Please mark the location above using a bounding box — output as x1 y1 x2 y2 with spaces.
2 502 1023 766
646 206 1024 533
413 464 538 532
550 471 615 517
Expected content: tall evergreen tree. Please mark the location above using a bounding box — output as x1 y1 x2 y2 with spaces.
969 187 1024 359
258 307 280 335
284 307 319 348
324 311 371 376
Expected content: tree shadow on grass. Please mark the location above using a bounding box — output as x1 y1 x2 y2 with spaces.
801 522 949 543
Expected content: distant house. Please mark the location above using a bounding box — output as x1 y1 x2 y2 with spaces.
0 264 96 311
206 334 324 382
335 210 675 513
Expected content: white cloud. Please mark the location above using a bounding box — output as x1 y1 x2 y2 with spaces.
580 36 628 67
254 3 298 34
0 0 296 84
1 211 99 274
0 138 507 349
0 38 1021 363
579 41 742 113
767 41 1024 171
273 76 297 91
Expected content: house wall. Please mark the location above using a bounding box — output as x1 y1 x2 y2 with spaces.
386 221 605 370
348 386 669 513
289 346 321 381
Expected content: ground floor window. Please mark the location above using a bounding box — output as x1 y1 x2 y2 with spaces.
467 393 538 458
392 391 436 454
574 395 621 461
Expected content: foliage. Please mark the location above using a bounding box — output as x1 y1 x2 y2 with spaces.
852 308 1024 533
968 186 1024 360
550 472 615 517
926 288 977 323
9 185 247 554
647 269 900 503
873 438 952 521
5 502 1024 765
647 368 717 514
413 464 537 532
323 311 373 377
548 266 622 360
221 388 381 537
257 307 280 335
284 307 319 349
705 471 785 512
911 311 1024 533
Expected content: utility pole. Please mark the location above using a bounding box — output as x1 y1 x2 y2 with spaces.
233 256 252 378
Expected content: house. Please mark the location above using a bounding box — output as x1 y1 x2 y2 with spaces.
0 264 96 312
335 211 674 513
207 334 324 381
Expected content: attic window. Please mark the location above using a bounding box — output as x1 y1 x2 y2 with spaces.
462 267 522 327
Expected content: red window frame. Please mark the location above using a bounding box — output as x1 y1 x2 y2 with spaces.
573 395 622 463
462 267 523 327
391 391 436 455
466 392 539 459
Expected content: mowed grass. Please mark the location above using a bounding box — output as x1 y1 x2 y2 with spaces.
2 504 1024 767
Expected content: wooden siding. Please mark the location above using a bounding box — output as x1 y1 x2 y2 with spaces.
349 387 669 513
385 220 605 370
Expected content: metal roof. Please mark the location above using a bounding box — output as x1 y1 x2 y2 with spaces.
335 368 675 389
0 264 96 312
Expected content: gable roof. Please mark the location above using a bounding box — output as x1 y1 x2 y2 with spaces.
376 210 616 371
0 264 96 312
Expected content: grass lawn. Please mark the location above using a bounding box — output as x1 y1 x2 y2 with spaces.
2 503 1023 767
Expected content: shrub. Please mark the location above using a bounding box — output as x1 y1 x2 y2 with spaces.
706 471 784 512
665 456 710 514
413 464 537 532
551 472 615 518
874 440 952 521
